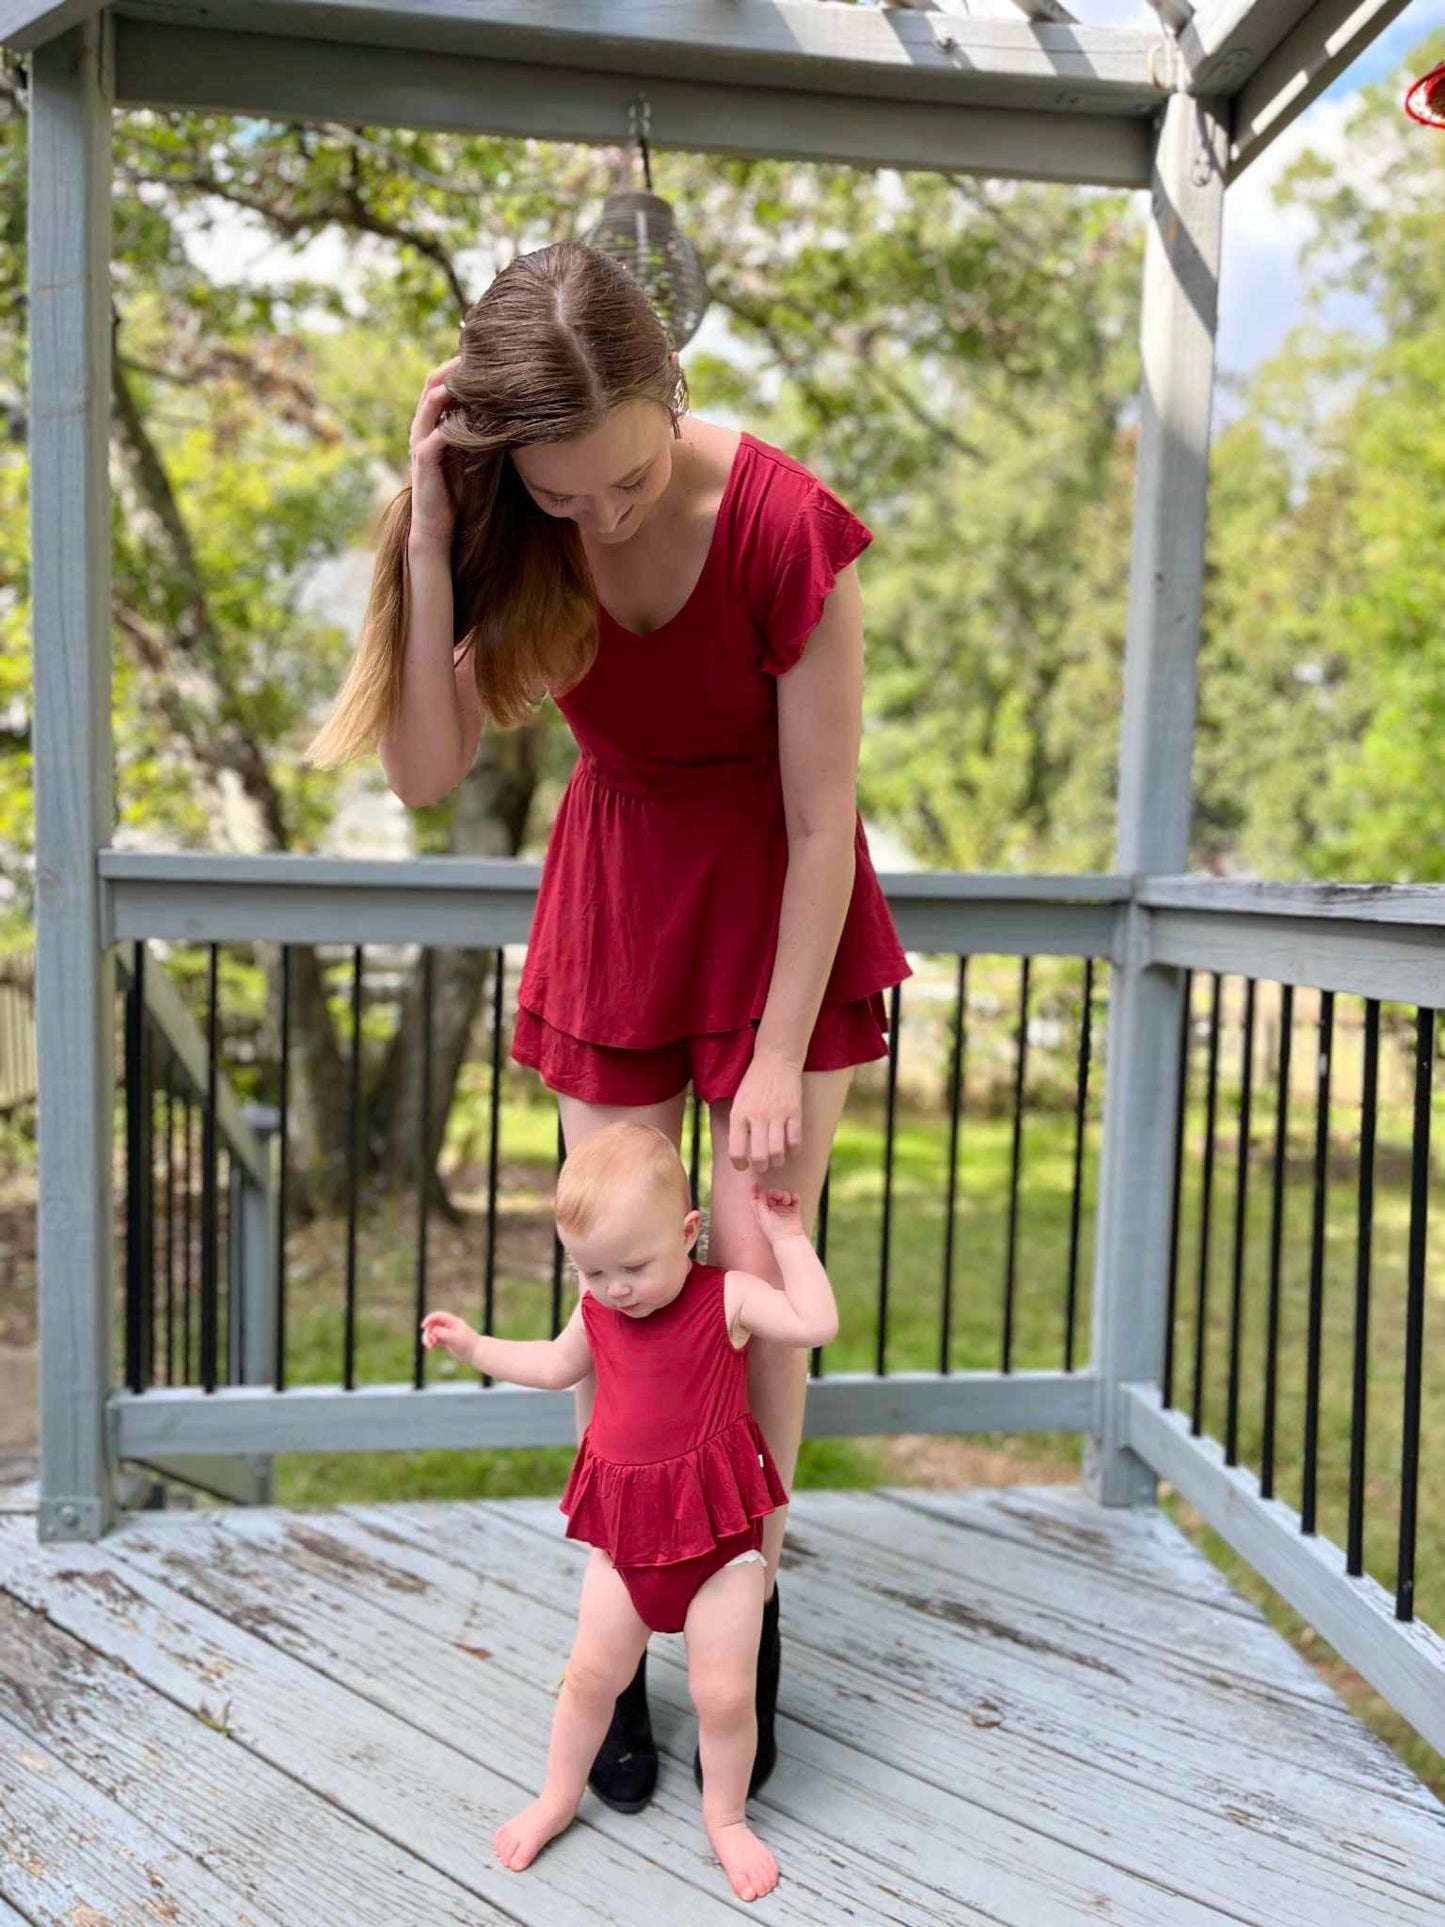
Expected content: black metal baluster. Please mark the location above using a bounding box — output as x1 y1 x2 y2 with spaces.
551 1117 567 1339
689 1088 702 1206
1301 988 1334 1535
1225 978 1256 1465
1190 973 1222 1436
1261 982 1293 1499
148 1056 162 1388
200 943 220 1394
811 1167 831 1380
123 941 149 1394
1397 1006 1433 1622
220 1140 235 1387
877 980 902 1378
1002 956 1030 1375
164 1074 175 1387
940 955 968 1376
183 1090 194 1385
413 946 434 1390
1162 971 1193 1408
480 947 505 1388
1064 957 1095 1375
1347 997 1379 1578
274 943 291 1391
342 945 363 1392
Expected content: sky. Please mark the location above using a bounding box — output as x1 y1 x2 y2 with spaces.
1089 0 1445 378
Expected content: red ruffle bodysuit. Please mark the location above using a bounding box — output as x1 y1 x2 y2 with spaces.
559 1260 788 1633
512 431 910 1106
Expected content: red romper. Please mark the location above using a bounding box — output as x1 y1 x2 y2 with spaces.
512 431 911 1106
559 1260 789 1634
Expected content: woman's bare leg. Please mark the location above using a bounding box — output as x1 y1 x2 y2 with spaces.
556 1089 688 1434
706 1068 853 1594
493 1549 651 1871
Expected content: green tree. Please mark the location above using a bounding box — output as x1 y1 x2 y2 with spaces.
1195 30 1445 881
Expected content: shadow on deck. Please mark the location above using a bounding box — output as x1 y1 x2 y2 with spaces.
1 1485 1442 1923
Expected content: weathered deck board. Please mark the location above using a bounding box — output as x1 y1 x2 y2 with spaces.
252 1498 1445 1918
115 1501 1219 1927
100 1507 1004 1926
466 1498 1445 1922
876 1483 1294 1628
0 1592 501 1926
1 1485 1441 1927
0 1708 279 1926
0 1517 736 1925
500 1492 1425 1808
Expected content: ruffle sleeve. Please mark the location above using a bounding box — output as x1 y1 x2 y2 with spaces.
558 1412 789 1567
761 482 874 677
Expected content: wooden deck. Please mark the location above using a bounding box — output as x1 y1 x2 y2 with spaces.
1 1484 1442 1925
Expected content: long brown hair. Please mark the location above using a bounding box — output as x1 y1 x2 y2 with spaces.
305 242 687 764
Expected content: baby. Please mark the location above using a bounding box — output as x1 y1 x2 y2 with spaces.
421 1118 838 1903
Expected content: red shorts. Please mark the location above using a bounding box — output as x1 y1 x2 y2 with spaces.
512 993 890 1107
614 1520 766 1634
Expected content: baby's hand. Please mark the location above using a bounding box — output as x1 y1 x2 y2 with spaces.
420 1309 480 1369
750 1185 806 1245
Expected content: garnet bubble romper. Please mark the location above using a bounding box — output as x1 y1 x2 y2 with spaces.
512 431 911 1104
560 1259 789 1633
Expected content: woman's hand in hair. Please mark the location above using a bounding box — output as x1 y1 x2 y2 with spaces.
408 358 462 555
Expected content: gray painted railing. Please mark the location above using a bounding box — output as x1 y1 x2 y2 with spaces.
85 855 1445 1760
114 941 276 1507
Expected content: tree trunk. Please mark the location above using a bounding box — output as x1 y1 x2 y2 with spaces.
265 940 354 1219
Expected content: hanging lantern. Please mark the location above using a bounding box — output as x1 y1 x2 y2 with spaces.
581 98 711 350
1405 60 1445 127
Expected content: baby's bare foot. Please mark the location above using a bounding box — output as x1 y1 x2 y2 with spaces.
493 1791 577 1872
708 1819 779 1902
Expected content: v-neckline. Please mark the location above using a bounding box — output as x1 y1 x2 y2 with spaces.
595 433 751 640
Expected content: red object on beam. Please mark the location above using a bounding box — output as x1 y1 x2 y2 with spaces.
1405 60 1445 127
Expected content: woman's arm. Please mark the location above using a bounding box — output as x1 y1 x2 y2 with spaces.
377 361 484 807
377 553 482 808
728 564 863 1173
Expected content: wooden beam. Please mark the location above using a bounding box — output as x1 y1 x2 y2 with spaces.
1180 0 1318 92
1139 874 1445 928
1227 0 1412 178
30 20 116 1543
114 0 1170 107
100 849 1130 956
109 1370 1097 1456
1147 908 1445 1007
111 19 1156 187
0 0 99 52
1083 92 1226 1512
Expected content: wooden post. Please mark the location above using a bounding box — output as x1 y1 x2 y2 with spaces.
1083 93 1226 1508
31 20 117 1541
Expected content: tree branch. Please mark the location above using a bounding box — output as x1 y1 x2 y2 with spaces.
111 343 293 849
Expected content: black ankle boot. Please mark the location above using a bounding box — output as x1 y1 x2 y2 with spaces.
589 1651 658 1813
694 1583 781 1797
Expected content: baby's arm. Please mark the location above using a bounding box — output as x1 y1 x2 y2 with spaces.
420 1300 591 1390
727 1187 839 1350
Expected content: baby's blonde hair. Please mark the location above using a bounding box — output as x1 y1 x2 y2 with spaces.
555 1121 692 1237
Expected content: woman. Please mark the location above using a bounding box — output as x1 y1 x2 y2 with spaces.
308 241 909 1812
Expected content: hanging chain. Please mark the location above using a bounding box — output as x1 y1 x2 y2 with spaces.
628 94 654 190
